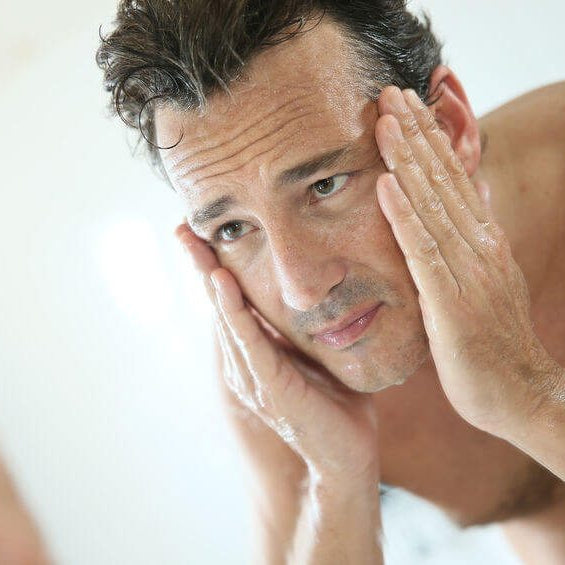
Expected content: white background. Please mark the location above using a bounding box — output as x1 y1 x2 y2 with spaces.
1 1 563 563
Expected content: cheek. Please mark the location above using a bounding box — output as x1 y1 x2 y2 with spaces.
218 179 413 315
325 187 403 266
228 257 281 317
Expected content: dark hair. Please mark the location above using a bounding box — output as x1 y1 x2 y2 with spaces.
96 0 443 184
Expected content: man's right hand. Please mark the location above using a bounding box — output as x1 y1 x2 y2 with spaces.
175 221 380 484
175 221 384 564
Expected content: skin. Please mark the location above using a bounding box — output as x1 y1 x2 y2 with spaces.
161 24 428 395
0 458 51 564
161 19 565 563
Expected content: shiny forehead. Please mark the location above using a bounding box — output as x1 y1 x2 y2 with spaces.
155 19 374 200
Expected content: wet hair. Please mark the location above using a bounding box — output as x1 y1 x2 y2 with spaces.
96 0 443 183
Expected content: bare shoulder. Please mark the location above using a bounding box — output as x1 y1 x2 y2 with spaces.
510 80 565 105
479 81 565 196
481 81 565 141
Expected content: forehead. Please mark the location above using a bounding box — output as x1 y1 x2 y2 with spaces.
155 19 374 201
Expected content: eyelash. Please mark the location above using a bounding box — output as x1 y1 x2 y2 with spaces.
309 173 351 203
212 172 354 244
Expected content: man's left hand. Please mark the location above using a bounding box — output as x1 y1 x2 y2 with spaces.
374 86 561 435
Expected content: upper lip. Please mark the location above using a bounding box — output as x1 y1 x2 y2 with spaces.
310 303 382 337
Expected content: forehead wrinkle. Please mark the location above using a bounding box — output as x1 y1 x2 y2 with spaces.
169 91 317 177
191 129 301 190
180 107 320 189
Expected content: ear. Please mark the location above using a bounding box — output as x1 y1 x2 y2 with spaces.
426 65 482 177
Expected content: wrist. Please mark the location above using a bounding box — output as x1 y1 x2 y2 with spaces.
289 470 383 565
306 454 380 487
306 465 381 529
491 350 564 442
308 465 380 498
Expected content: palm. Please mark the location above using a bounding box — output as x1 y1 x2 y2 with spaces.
176 223 380 481
257 340 380 480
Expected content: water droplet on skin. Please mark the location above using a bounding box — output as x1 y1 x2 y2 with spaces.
275 417 301 444
342 360 362 376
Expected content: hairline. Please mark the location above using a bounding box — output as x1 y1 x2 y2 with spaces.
154 14 389 187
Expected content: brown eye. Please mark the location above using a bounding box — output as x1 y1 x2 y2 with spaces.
311 174 349 199
217 221 251 242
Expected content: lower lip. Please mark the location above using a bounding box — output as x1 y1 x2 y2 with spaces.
313 304 382 350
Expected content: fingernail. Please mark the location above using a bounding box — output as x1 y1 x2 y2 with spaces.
385 116 403 141
405 89 423 107
389 87 409 113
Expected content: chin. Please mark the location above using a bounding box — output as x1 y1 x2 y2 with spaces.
325 326 432 394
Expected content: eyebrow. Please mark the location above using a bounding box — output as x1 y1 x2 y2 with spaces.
190 145 356 230
190 195 236 230
276 146 355 185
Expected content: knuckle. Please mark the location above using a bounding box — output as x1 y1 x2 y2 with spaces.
436 127 452 150
418 107 439 134
426 258 445 280
440 215 459 241
401 114 421 139
478 222 511 258
493 233 512 259
421 192 443 214
489 220 507 241
447 152 468 179
393 139 415 166
397 203 416 223
429 157 450 187
415 236 439 262
411 162 428 186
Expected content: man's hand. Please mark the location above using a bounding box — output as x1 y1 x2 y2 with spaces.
374 86 565 454
175 224 383 563
176 224 380 482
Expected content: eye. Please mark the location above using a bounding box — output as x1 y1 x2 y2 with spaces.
310 173 350 200
214 221 253 243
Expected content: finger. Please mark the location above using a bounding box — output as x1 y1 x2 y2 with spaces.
403 88 489 225
378 86 487 228
376 114 475 281
211 267 285 412
380 88 486 258
176 219 221 303
379 87 488 251
214 312 259 411
377 171 461 302
175 218 220 277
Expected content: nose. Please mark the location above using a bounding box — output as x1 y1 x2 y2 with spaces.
267 228 346 312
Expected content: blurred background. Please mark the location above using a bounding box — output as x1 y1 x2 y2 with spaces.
0 1 563 563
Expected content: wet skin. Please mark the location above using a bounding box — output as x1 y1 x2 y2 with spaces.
157 21 430 393
164 18 565 542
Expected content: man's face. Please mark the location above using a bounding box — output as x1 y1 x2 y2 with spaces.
157 20 430 392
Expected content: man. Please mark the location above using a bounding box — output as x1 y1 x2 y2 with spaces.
97 1 565 562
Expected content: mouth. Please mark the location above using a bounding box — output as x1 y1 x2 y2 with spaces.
311 303 383 350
